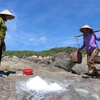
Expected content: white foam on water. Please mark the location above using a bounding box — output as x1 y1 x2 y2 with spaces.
25 76 64 92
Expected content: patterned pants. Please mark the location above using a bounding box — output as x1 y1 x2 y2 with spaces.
87 49 98 75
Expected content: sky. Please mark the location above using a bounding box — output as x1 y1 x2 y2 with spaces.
1 0 100 51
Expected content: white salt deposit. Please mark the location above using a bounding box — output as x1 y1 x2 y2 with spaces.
25 76 64 91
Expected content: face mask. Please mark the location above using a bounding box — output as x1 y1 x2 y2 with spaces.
83 29 89 35
3 15 7 21
0 15 7 21
83 32 88 35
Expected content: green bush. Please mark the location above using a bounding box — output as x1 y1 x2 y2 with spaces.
2 47 87 57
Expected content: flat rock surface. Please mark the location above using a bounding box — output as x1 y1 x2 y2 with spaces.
0 58 100 100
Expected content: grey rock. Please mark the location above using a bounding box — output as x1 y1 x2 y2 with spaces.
48 52 75 71
72 55 88 74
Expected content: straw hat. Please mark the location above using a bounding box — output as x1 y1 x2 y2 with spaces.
0 9 15 20
79 25 93 33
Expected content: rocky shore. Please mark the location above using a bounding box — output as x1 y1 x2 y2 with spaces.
0 52 100 100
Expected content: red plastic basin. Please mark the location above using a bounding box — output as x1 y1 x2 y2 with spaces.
23 68 33 75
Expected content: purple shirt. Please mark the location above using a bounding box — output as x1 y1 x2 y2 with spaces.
78 33 100 52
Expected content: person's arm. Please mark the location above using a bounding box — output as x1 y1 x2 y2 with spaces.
78 42 85 52
94 34 100 41
2 41 6 51
0 18 2 46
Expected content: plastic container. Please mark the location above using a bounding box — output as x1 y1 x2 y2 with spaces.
23 68 33 75
72 51 82 64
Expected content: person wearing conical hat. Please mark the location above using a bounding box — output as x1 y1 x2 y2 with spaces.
78 24 100 77
0 9 15 70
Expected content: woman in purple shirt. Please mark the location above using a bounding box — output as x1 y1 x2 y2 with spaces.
78 25 100 77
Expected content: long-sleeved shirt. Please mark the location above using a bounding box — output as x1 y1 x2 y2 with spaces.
0 17 7 42
78 33 100 52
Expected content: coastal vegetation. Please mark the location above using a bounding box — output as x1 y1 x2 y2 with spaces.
3 47 86 57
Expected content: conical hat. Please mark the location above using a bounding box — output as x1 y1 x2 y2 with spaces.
0 9 15 20
80 25 93 32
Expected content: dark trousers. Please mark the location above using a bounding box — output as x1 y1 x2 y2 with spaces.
0 44 2 64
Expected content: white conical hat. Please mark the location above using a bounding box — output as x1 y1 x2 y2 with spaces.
80 25 93 32
0 9 15 20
